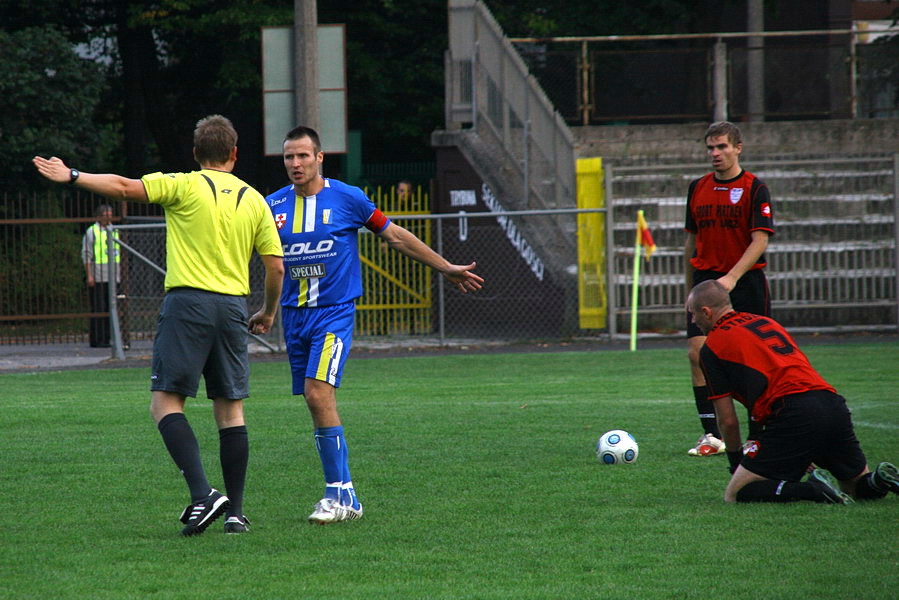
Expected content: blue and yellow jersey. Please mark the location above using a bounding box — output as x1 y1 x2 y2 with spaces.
142 169 283 295
266 178 390 308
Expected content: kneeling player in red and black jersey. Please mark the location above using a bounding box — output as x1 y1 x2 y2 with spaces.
686 280 898 504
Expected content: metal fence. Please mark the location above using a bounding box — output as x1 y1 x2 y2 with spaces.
511 27 899 125
99 207 606 357
2 154 897 349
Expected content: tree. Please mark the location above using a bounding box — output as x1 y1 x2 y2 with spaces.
319 0 448 165
1 0 291 182
0 26 106 194
3 0 823 190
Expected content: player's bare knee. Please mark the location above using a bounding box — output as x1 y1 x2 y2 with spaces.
687 345 701 367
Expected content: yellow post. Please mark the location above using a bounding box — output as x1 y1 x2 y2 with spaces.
576 158 606 329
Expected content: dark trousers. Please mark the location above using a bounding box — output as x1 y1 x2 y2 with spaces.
89 282 110 347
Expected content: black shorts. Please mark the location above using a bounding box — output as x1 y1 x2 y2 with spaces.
686 268 770 338
151 288 250 399
739 390 867 482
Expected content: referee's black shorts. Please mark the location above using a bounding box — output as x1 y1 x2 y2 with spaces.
150 287 250 400
739 389 868 483
686 268 770 338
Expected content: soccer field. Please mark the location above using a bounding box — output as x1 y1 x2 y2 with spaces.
2 343 897 599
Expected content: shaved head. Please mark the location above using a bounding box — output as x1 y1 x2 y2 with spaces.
686 280 733 334
687 280 731 314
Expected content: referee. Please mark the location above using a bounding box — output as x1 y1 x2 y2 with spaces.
33 115 284 536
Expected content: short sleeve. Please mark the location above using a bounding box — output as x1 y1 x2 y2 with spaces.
141 172 184 208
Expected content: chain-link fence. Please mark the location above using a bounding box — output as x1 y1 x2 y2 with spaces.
106 206 606 355
0 191 163 344
3 154 897 350
105 154 898 355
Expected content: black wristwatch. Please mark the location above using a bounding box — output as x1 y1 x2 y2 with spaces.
69 168 80 184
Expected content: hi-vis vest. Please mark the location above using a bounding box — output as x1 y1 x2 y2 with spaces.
90 223 120 264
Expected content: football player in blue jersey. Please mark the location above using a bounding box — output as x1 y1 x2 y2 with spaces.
266 126 483 524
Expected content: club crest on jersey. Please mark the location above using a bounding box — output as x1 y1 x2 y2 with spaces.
744 440 760 458
323 209 332 224
729 188 743 204
275 213 287 229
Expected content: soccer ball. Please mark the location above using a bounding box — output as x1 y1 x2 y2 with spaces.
596 429 639 464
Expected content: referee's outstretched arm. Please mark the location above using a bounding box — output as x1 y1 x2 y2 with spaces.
32 155 149 202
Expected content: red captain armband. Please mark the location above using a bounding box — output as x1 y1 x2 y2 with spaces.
365 209 390 233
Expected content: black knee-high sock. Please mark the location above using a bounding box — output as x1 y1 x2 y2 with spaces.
736 480 820 503
854 473 888 500
219 425 249 517
157 413 210 502
694 386 720 438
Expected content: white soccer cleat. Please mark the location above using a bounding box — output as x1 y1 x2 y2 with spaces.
687 433 726 456
307 497 363 524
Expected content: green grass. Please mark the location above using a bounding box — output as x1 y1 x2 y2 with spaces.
2 343 898 599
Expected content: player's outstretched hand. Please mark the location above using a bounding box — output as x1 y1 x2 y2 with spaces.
248 310 275 335
32 156 71 184
443 262 483 293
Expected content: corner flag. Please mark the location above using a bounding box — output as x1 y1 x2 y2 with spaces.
630 210 656 351
637 211 656 260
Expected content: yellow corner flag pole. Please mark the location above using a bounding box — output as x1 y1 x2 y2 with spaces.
630 210 656 351
629 212 643 352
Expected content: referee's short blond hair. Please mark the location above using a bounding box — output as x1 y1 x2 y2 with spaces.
194 115 238 165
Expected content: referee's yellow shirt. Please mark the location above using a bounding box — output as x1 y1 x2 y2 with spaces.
142 169 283 295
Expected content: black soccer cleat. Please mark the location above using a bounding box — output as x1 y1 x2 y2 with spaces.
179 489 230 536
807 469 854 505
872 462 899 495
224 515 250 534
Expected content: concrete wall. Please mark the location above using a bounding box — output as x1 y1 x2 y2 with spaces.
573 118 899 162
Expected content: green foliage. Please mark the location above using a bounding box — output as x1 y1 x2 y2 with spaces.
319 0 449 163
1 1 892 184
2 343 897 598
0 27 106 192
129 0 290 101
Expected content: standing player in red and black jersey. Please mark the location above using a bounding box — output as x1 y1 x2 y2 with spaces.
683 121 775 457
687 280 898 503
